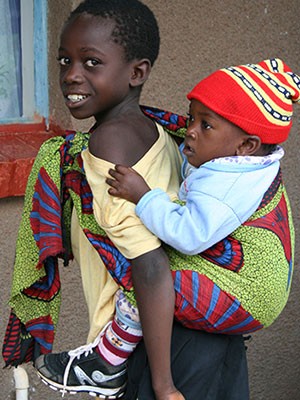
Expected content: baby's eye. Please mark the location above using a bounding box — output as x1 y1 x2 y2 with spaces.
85 59 100 67
202 120 212 130
57 56 70 66
187 113 194 123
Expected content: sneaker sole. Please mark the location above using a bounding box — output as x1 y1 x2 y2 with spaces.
36 370 126 399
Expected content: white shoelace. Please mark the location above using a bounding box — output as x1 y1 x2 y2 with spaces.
61 323 110 397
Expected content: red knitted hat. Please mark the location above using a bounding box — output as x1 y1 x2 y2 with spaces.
187 58 300 143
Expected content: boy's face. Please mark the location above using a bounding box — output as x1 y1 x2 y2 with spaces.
58 14 135 122
183 100 249 167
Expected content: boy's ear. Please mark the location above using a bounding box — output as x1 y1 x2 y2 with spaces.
129 59 152 87
236 135 262 156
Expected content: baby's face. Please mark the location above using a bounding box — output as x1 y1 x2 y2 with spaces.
183 100 249 167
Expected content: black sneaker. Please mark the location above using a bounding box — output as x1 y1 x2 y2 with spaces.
35 337 127 398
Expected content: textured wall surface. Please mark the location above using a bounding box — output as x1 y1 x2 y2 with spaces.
1 1 299 399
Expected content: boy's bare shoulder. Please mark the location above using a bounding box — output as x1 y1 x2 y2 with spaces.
88 115 158 166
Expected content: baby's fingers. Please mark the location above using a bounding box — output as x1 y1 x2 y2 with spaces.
107 186 118 196
106 177 116 187
106 178 121 197
108 168 119 179
115 164 131 174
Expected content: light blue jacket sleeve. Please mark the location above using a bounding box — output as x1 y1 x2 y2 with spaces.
136 187 241 255
135 162 279 255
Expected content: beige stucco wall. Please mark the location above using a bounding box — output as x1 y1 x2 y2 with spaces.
47 1 300 399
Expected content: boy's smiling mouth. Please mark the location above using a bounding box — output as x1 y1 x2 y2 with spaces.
67 94 88 103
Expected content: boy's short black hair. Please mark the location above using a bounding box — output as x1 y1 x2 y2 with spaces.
68 0 160 66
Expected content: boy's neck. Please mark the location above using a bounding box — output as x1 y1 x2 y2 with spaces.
94 93 142 126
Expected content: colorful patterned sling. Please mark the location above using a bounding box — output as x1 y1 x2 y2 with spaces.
2 107 294 367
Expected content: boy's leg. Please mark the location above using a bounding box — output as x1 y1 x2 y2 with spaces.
71 209 119 343
124 321 249 400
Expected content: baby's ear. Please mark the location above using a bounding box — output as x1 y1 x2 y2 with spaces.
236 135 262 156
130 59 152 87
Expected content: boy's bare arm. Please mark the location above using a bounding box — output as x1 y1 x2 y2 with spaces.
131 248 184 400
88 118 183 398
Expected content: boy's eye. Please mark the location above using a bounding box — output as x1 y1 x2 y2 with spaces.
85 59 100 67
57 56 70 66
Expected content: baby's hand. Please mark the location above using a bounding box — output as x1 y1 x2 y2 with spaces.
106 164 151 204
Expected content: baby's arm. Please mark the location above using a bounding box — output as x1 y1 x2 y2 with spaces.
107 168 245 255
107 164 151 204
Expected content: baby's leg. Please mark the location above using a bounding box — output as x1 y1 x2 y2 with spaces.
34 290 142 398
97 289 142 366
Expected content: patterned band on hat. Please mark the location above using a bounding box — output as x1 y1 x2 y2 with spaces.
223 60 299 126
187 58 300 143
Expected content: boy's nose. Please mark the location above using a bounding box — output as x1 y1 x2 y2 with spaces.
62 64 84 84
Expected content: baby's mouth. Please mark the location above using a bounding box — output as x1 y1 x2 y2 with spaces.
184 143 193 153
